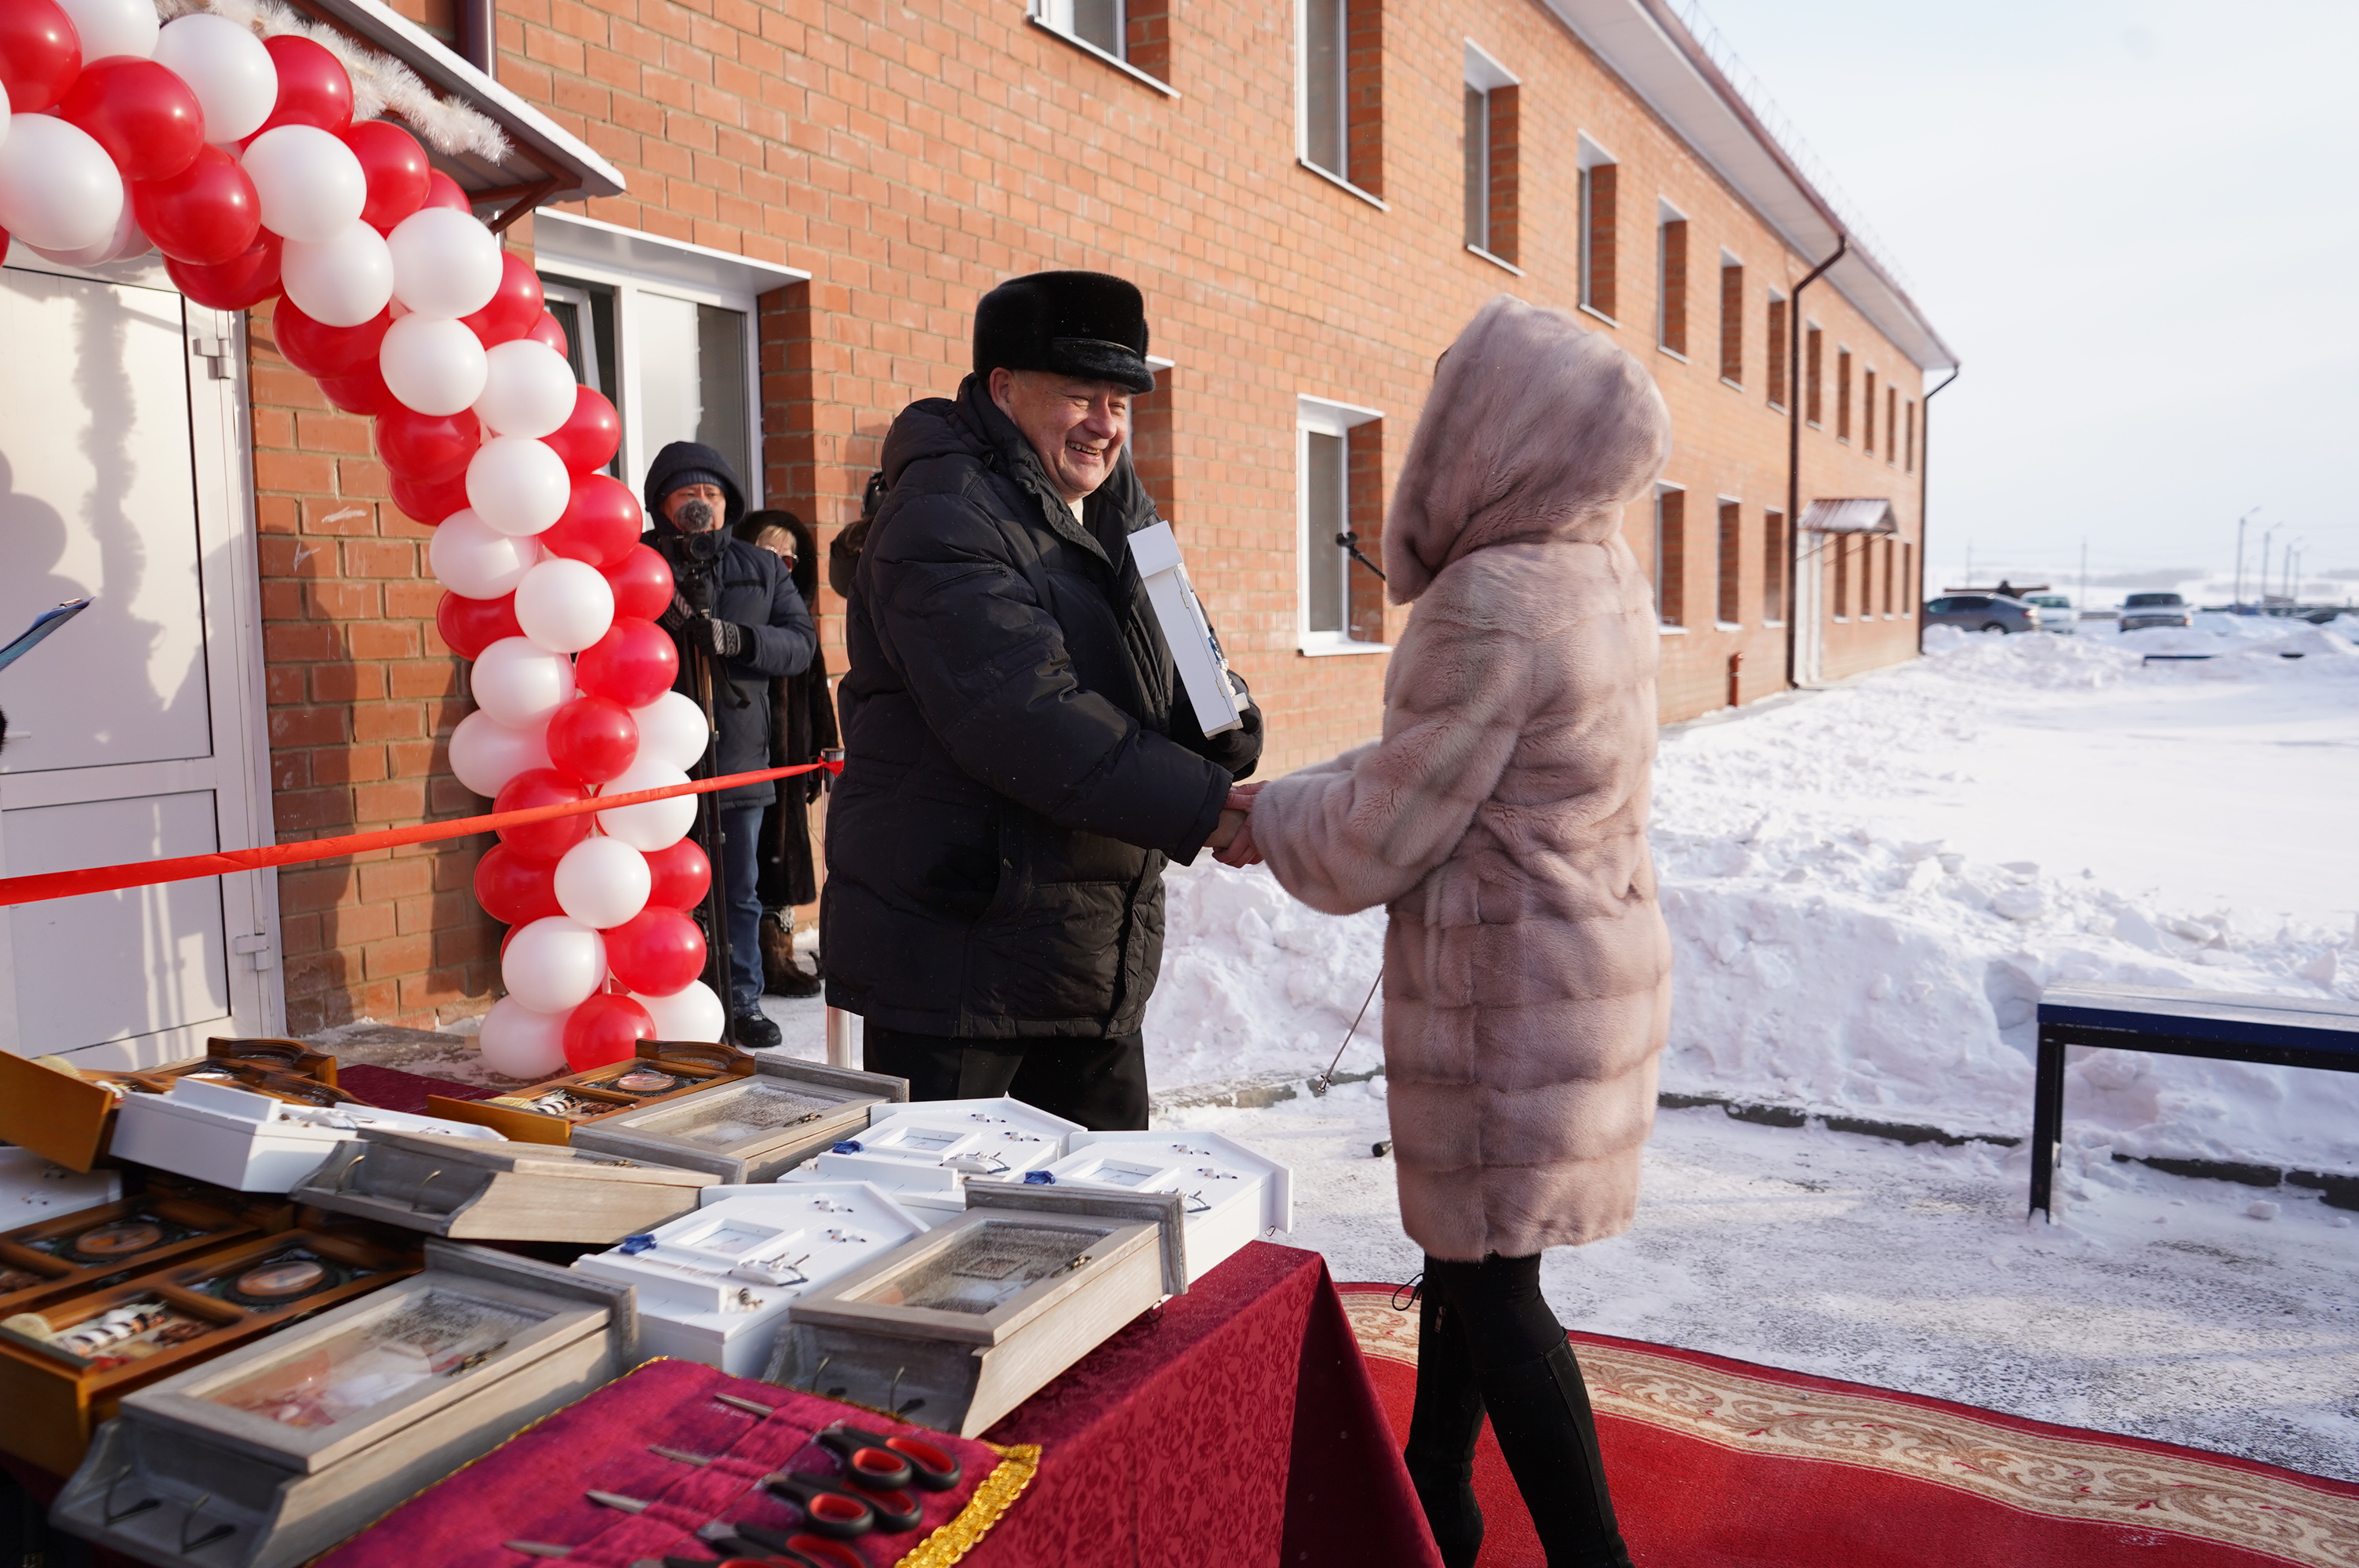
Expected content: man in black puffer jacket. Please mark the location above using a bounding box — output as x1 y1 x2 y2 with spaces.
823 272 1263 1128
642 441 816 1050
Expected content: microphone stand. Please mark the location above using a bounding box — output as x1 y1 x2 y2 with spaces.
678 539 738 1049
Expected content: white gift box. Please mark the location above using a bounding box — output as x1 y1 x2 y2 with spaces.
776 1097 1082 1229
1030 1130 1292 1285
108 1078 506 1194
1128 521 1243 735
572 1184 923 1376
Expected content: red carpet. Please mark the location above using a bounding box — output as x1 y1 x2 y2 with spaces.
1336 1285 2359 1567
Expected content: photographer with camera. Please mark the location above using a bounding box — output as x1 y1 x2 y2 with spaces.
642 441 817 1050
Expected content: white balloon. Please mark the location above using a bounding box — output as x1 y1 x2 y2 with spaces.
554 837 651 929
596 761 696 851
474 340 578 439
632 981 725 1044
477 996 569 1078
56 0 159 60
630 691 712 773
380 313 489 416
0 117 125 254
154 13 274 143
466 437 571 536
514 557 615 655
26 198 142 268
242 125 367 243
501 916 606 1014
449 710 551 797
0 81 13 151
387 206 503 319
429 510 540 599
281 220 394 327
469 635 577 728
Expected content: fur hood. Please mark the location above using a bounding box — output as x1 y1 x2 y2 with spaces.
1384 295 1671 604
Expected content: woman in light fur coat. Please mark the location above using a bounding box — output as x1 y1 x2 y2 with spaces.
1235 296 1671 1567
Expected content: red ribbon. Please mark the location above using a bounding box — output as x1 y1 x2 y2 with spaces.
0 760 845 907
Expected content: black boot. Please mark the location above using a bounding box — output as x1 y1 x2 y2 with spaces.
1478 1341 1632 1568
1402 1284 1485 1568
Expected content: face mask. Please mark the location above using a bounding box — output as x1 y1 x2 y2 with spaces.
676 499 718 532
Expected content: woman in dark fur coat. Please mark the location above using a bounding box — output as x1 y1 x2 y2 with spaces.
734 508 839 996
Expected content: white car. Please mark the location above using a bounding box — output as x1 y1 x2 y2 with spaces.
2024 593 2076 633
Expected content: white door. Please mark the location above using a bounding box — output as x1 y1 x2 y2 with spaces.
1793 529 1827 686
0 256 280 1069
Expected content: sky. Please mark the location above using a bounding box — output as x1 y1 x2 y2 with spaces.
1687 0 2359 598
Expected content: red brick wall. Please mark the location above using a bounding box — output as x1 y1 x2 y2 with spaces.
247 0 1935 1029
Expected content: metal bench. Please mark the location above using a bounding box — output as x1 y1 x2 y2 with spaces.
2031 984 2359 1219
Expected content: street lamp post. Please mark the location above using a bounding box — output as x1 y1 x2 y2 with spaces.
2235 506 2261 609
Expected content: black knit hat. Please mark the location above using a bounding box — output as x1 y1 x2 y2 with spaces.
973 270 1154 394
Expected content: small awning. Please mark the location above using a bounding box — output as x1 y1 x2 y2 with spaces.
267 0 624 223
1797 499 1897 535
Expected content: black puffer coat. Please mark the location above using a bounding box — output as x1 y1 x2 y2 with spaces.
821 377 1263 1038
641 442 818 808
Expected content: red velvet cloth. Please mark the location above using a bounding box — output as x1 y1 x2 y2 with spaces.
337 1063 500 1115
969 1242 1441 1568
311 1359 1009 1568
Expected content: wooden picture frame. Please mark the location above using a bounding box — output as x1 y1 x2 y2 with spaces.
0 1042 343 1174
53 1242 634 1568
0 1185 292 1323
769 1202 1169 1436
569 1058 907 1183
294 1130 717 1243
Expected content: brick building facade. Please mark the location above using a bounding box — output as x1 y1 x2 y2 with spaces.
5 0 1951 1047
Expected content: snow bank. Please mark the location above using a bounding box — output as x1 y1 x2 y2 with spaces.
1151 630 2359 1176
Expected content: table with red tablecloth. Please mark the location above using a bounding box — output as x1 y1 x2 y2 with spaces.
970 1241 1441 1567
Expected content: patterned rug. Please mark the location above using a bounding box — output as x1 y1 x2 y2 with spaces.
1336 1284 2359 1568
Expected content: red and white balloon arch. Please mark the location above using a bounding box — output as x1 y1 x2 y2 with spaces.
0 0 725 1077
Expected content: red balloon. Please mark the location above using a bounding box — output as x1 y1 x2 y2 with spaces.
318 365 395 416
274 300 388 378
493 768 594 860
60 58 205 182
253 36 352 139
543 386 621 476
547 695 640 786
462 252 544 347
500 922 522 960
436 590 523 659
542 475 641 568
602 907 707 996
602 546 674 622
574 619 679 710
526 311 570 355
166 233 281 310
133 145 263 266
423 169 471 214
643 838 711 912
391 467 471 524
376 405 482 485
0 0 82 114
562 993 658 1071
473 844 562 926
344 120 429 232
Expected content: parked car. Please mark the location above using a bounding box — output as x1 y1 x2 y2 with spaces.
1922 593 2038 633
2120 592 2193 631
2024 593 2076 633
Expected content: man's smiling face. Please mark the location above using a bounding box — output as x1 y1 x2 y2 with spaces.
990 368 1132 505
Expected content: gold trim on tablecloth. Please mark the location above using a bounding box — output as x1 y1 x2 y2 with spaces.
895 1443 1042 1568
1336 1287 2359 1568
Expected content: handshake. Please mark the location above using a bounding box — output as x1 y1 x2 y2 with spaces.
1205 781 1266 869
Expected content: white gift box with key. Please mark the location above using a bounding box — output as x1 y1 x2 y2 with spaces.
1027 1130 1290 1285
776 1097 1082 1229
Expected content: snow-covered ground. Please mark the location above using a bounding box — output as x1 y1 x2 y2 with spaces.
748 616 2359 1475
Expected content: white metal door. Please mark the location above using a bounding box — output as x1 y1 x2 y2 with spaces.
1793 529 1827 687
0 256 280 1068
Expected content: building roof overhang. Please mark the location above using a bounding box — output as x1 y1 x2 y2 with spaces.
1799 498 1898 535
1536 0 1957 376
280 0 623 220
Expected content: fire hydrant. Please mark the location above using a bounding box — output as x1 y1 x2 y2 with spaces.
1727 649 1743 710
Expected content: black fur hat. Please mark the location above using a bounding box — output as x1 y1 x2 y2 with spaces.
972 270 1154 394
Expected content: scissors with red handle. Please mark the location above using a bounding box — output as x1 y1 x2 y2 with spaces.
814 1424 962 1494
761 1471 921 1537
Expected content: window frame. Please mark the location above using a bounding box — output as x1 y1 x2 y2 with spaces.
1655 198 1688 359
1761 507 1787 626
1717 250 1743 387
1576 136 1616 322
1714 496 1743 628
1296 394 1387 655
1804 323 1823 426
1653 482 1687 631
1030 0 1180 94
1462 41 1519 270
530 214 801 509
1764 291 1787 412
